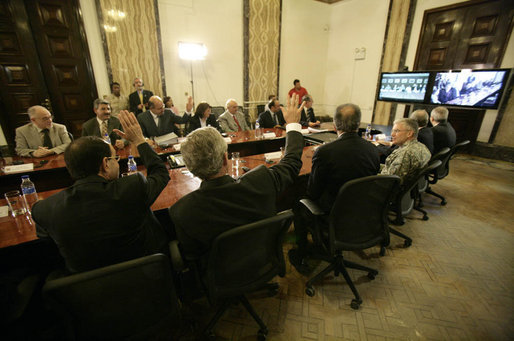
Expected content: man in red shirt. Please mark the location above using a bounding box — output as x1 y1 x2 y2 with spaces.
288 79 308 100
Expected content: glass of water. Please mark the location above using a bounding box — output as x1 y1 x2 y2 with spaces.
5 190 27 217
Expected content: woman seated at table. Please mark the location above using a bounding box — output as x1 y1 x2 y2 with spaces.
186 102 221 135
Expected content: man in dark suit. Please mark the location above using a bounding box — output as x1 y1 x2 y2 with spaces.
137 95 193 138
300 95 320 127
169 94 304 267
257 98 286 128
82 98 127 149
289 103 380 273
430 106 456 153
129 77 154 115
32 111 171 273
410 109 434 154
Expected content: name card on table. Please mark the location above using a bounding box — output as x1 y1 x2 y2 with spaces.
223 137 232 143
3 163 34 174
263 132 276 139
264 151 282 160
0 206 8 218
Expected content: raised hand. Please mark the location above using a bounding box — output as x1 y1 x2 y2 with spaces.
283 94 303 125
186 96 194 113
114 110 146 146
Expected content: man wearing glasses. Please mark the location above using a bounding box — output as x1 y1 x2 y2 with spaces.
32 111 171 273
381 118 431 182
15 105 71 157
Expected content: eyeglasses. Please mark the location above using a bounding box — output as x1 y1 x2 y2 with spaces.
391 129 409 134
38 115 54 122
107 155 121 162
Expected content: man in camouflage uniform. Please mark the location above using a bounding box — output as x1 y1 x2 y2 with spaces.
381 118 431 182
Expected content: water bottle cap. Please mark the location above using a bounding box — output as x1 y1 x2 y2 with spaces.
21 175 29 179
128 155 134 159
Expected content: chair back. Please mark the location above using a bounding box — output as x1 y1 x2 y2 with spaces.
210 106 225 119
43 254 180 340
328 175 400 252
205 210 294 303
430 147 452 180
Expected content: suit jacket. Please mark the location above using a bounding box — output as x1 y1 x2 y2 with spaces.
32 143 170 273
432 121 456 153
81 116 127 145
186 114 221 134
308 132 380 212
15 122 71 157
129 89 153 115
300 107 317 126
418 126 434 154
218 110 250 132
137 109 190 138
170 130 304 261
257 110 286 128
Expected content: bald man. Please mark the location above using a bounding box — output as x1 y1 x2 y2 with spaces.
137 95 193 138
218 99 250 132
15 105 71 157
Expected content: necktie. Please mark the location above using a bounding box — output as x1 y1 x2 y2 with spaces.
42 129 52 148
273 113 278 125
233 115 242 131
139 91 143 105
101 120 108 137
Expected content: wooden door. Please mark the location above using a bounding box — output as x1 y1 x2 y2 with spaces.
413 0 513 146
24 0 96 137
0 0 50 144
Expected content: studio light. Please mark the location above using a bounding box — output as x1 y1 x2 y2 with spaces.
178 42 207 103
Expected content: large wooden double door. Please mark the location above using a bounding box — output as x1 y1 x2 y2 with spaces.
0 0 96 148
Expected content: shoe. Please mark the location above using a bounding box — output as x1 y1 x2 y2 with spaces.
288 249 311 275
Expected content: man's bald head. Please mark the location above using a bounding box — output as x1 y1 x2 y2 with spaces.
333 103 361 133
148 96 164 116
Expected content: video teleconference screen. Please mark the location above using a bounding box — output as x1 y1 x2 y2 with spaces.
378 73 430 103
430 70 509 109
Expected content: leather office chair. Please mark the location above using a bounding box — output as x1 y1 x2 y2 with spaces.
299 175 400 310
426 140 470 205
43 254 181 340
171 210 294 340
417 147 450 208
389 160 442 247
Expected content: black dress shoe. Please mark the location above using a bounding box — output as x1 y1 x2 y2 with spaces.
288 249 311 275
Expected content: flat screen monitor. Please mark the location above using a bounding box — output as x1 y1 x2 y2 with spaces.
430 69 510 109
378 72 430 103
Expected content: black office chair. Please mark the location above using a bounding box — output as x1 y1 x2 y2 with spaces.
426 140 470 205
43 254 181 340
171 210 293 340
417 147 450 207
299 175 400 310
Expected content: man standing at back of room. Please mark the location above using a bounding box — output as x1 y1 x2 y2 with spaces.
430 106 456 153
289 104 380 272
129 77 153 115
169 94 304 267
32 111 171 273
105 82 129 117
288 79 308 100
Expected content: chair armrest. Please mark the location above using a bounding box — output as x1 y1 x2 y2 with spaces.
299 198 325 216
169 240 185 272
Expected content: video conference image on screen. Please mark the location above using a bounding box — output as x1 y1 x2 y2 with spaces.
379 73 429 102
431 70 508 108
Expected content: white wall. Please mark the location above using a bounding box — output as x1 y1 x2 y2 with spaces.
280 0 330 114
323 0 389 122
79 0 110 99
158 0 243 111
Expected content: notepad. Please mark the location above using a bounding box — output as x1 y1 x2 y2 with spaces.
3 163 34 174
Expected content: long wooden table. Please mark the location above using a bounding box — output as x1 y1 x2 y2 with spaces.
0 145 316 249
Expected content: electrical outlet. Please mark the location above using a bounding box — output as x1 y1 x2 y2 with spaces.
354 47 366 60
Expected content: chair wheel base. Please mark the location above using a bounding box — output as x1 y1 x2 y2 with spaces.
404 239 412 247
422 215 429 221
379 246 386 256
305 286 315 297
441 200 447 206
350 299 362 310
258 328 268 340
367 271 378 280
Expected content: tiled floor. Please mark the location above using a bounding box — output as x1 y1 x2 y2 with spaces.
198 155 514 340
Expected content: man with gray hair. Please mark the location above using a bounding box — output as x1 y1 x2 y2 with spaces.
289 103 380 273
410 109 433 153
300 95 320 127
169 94 304 262
430 106 456 153
15 105 71 157
82 98 127 149
381 118 431 182
218 98 250 132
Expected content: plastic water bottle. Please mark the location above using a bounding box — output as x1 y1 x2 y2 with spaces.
21 175 38 210
255 121 262 139
103 133 111 144
365 124 372 140
127 155 137 175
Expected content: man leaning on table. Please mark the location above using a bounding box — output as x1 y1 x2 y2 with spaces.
169 94 304 271
32 110 171 273
15 105 71 157
81 98 127 149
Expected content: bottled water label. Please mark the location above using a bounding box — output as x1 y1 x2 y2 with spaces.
22 187 36 195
